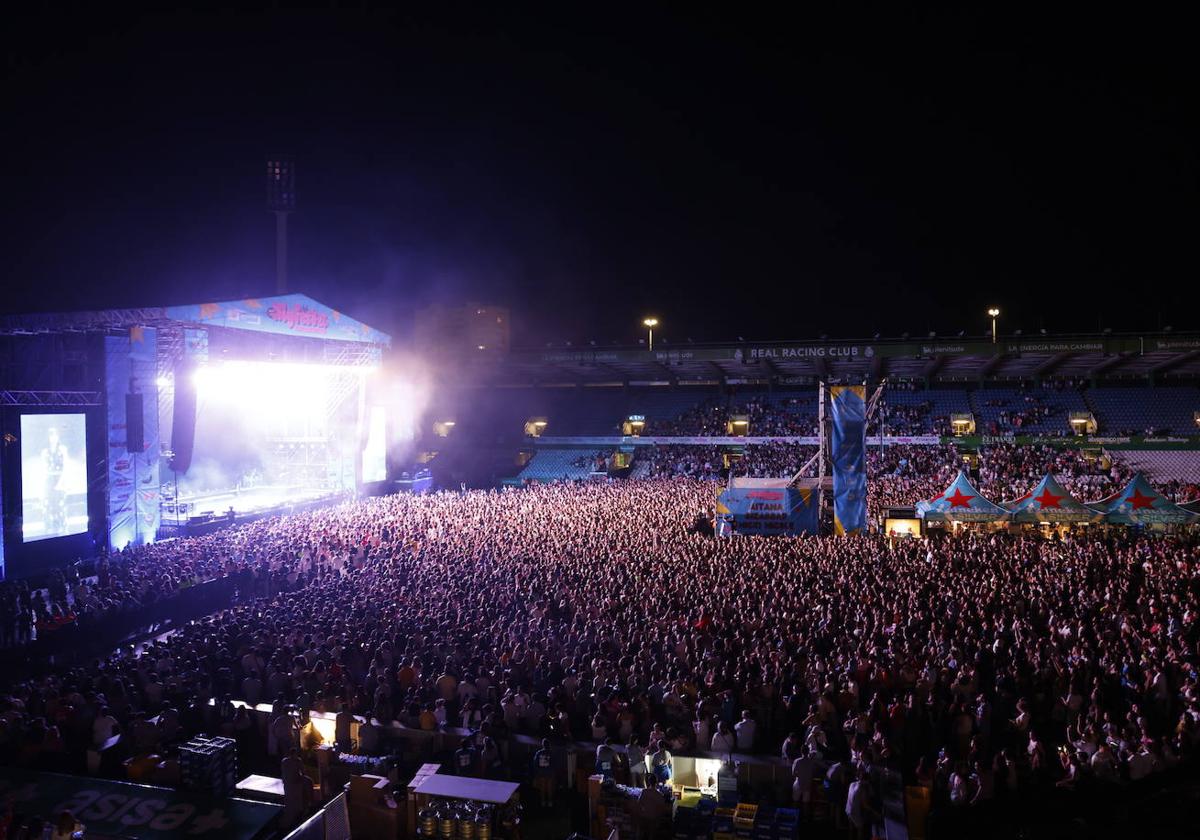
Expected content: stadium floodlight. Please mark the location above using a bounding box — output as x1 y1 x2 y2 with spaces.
267 156 296 294
643 317 659 351
987 307 1001 343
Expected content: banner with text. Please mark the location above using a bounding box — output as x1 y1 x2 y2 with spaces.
166 293 390 345
716 485 818 536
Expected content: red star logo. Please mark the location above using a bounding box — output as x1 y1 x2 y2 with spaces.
1127 488 1157 510
946 488 975 508
1034 489 1063 509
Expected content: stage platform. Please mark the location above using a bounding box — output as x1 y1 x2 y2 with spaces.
161 484 338 524
157 484 346 539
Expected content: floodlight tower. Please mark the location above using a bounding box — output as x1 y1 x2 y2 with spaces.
267 157 296 294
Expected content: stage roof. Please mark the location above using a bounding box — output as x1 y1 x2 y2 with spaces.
452 332 1200 386
0 293 390 346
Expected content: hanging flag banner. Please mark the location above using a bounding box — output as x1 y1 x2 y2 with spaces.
830 385 868 535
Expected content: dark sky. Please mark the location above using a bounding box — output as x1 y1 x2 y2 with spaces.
3 5 1196 347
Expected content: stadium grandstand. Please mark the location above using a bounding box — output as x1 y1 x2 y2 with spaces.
413 332 1200 496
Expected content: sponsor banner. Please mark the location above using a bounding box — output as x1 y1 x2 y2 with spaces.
166 293 390 345
742 345 874 361
1151 338 1200 351
947 435 1200 450
520 334 1200 369
105 328 161 550
830 385 868 535
716 485 818 536
0 768 280 840
1003 340 1106 353
535 435 942 447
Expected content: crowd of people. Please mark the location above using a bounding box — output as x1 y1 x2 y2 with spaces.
631 441 1160 525
0 466 1197 836
977 393 1063 435
633 443 818 481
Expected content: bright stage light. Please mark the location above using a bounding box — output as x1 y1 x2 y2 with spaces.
193 361 340 429
156 375 171 388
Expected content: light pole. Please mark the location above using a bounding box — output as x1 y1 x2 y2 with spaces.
643 317 659 351
987 308 1000 344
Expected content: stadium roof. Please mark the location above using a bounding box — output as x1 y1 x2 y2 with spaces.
458 331 1200 386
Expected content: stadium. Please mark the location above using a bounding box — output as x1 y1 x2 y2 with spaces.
3 312 1199 840
3 6 1200 840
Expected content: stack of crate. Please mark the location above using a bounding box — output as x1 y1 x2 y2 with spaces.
774 808 799 840
751 808 775 840
733 803 758 840
672 799 715 840
179 735 238 797
713 806 736 840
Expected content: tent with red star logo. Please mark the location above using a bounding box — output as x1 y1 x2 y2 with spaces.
1086 473 1199 525
1005 473 1101 523
916 470 1009 523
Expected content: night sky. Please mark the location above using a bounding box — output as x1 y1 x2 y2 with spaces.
2 5 1196 347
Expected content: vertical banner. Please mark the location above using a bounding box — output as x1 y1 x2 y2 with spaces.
105 328 161 550
830 385 868 535
0 443 4 580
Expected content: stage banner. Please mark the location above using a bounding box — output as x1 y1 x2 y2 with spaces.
830 385 868 535
715 486 818 536
105 328 161 550
166 294 390 345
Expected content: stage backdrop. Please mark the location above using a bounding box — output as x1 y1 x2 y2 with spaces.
105 328 161 549
831 385 868 535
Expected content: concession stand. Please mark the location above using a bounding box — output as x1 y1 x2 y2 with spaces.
410 774 521 840
1087 473 1200 530
915 470 1009 533
1004 473 1101 535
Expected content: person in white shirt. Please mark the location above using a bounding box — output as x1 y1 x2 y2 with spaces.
734 710 757 752
711 721 736 754
791 750 818 817
92 707 119 746
845 768 877 840
1127 740 1158 780
627 736 647 787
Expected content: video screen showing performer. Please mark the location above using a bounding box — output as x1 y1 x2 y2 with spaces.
20 413 88 541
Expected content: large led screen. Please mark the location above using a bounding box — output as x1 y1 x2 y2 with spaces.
21 413 88 541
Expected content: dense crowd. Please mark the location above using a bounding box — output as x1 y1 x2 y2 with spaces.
0 482 1197 823
648 393 942 438
634 443 817 480
632 442 1154 524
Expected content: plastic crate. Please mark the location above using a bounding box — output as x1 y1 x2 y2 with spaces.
751 809 775 840
774 808 798 840
733 804 758 831
713 808 736 834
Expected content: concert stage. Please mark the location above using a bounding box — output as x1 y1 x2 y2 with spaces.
158 484 348 538
161 484 342 524
0 293 392 579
